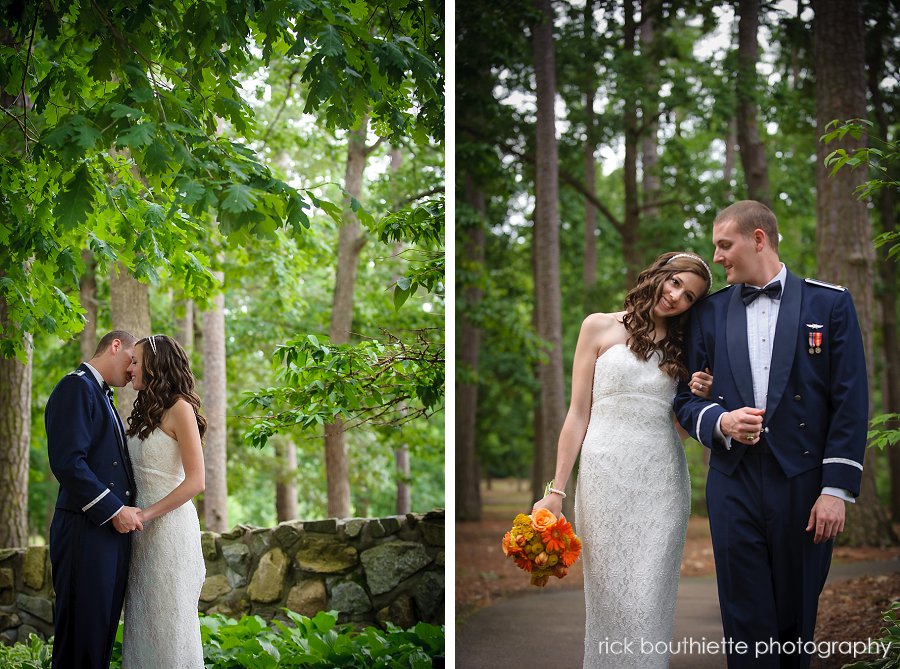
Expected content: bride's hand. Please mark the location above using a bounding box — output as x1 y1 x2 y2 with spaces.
532 494 563 518
690 368 713 399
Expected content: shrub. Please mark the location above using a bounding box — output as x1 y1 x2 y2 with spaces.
0 611 444 669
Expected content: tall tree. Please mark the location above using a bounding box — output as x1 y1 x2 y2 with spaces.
79 252 98 361
274 437 298 522
109 264 150 418
530 0 567 502
325 122 370 518
736 0 772 207
0 299 31 548
621 0 642 286
865 0 900 518
456 175 487 521
202 271 228 532
813 0 892 545
640 0 661 223
582 0 599 305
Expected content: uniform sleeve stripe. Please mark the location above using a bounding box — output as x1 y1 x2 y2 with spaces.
102 506 124 526
823 457 863 471
82 488 111 512
696 403 719 443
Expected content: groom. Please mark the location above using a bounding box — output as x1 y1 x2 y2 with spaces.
674 201 868 669
46 330 143 669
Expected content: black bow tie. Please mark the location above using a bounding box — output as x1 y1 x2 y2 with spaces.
741 280 782 306
102 382 115 402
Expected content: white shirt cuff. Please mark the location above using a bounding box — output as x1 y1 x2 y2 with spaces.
821 487 855 503
714 414 733 451
102 505 125 525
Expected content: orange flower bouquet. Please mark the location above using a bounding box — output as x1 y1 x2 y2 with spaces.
501 508 582 587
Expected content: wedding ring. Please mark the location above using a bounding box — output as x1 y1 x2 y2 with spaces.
698 384 704 390
745 432 755 441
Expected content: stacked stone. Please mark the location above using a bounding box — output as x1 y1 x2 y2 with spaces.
0 546 54 644
199 509 445 629
0 509 444 644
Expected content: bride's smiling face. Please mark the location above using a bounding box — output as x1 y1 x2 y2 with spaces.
652 271 706 319
127 344 147 390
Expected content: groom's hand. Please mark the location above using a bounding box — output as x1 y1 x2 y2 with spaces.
720 407 765 442
806 495 845 544
112 506 144 533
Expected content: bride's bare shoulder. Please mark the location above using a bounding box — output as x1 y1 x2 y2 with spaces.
579 312 627 349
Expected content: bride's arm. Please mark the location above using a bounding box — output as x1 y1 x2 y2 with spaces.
532 313 608 517
139 399 206 523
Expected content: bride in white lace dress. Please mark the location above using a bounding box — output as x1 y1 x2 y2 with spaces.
532 253 713 668
123 334 206 669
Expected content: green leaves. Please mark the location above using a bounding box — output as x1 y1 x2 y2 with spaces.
54 164 96 230
242 329 444 448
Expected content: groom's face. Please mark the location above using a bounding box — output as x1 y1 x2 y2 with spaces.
713 219 760 285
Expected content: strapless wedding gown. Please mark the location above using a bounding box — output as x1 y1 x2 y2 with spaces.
122 429 205 669
574 344 690 668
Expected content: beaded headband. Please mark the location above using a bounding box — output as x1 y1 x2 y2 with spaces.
148 334 158 355
666 253 713 289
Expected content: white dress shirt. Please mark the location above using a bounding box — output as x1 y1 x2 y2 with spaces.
713 266 853 503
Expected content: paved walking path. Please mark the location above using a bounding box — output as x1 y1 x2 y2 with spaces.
456 559 900 668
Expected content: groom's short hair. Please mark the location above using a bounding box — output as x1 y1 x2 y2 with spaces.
714 200 779 252
94 330 137 356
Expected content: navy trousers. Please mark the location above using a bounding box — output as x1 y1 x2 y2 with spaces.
707 445 832 669
49 510 131 669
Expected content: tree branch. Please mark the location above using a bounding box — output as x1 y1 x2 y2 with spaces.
364 136 385 157
261 66 301 145
458 120 624 233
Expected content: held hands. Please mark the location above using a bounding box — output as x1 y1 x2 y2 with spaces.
532 493 563 519
112 506 144 533
806 494 846 544
690 368 713 399
721 407 765 443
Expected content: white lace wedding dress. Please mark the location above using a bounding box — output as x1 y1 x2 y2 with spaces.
574 344 690 668
122 428 205 669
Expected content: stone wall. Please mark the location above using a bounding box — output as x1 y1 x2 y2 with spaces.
0 509 444 644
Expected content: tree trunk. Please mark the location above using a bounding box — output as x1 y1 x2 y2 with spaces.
813 0 893 545
456 175 486 521
389 146 412 516
324 122 368 519
109 263 151 421
736 0 772 207
79 250 98 361
531 0 567 504
640 0 660 222
865 6 900 519
201 271 228 532
582 0 598 306
0 298 31 548
621 0 641 287
723 117 738 202
174 297 194 354
275 437 298 522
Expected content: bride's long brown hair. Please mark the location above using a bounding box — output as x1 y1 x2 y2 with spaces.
622 252 712 380
126 335 207 440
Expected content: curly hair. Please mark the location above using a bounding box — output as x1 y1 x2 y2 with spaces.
126 334 208 441
621 252 712 380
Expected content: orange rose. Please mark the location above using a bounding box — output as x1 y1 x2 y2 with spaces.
501 531 513 556
534 551 549 567
531 508 557 534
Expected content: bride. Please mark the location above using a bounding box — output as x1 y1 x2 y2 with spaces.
123 334 206 668
532 252 713 668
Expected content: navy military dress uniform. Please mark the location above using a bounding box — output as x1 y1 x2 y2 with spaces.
674 269 868 669
46 363 137 669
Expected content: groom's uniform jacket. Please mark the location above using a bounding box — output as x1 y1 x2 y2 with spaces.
674 269 867 496
46 363 136 523
46 363 137 669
